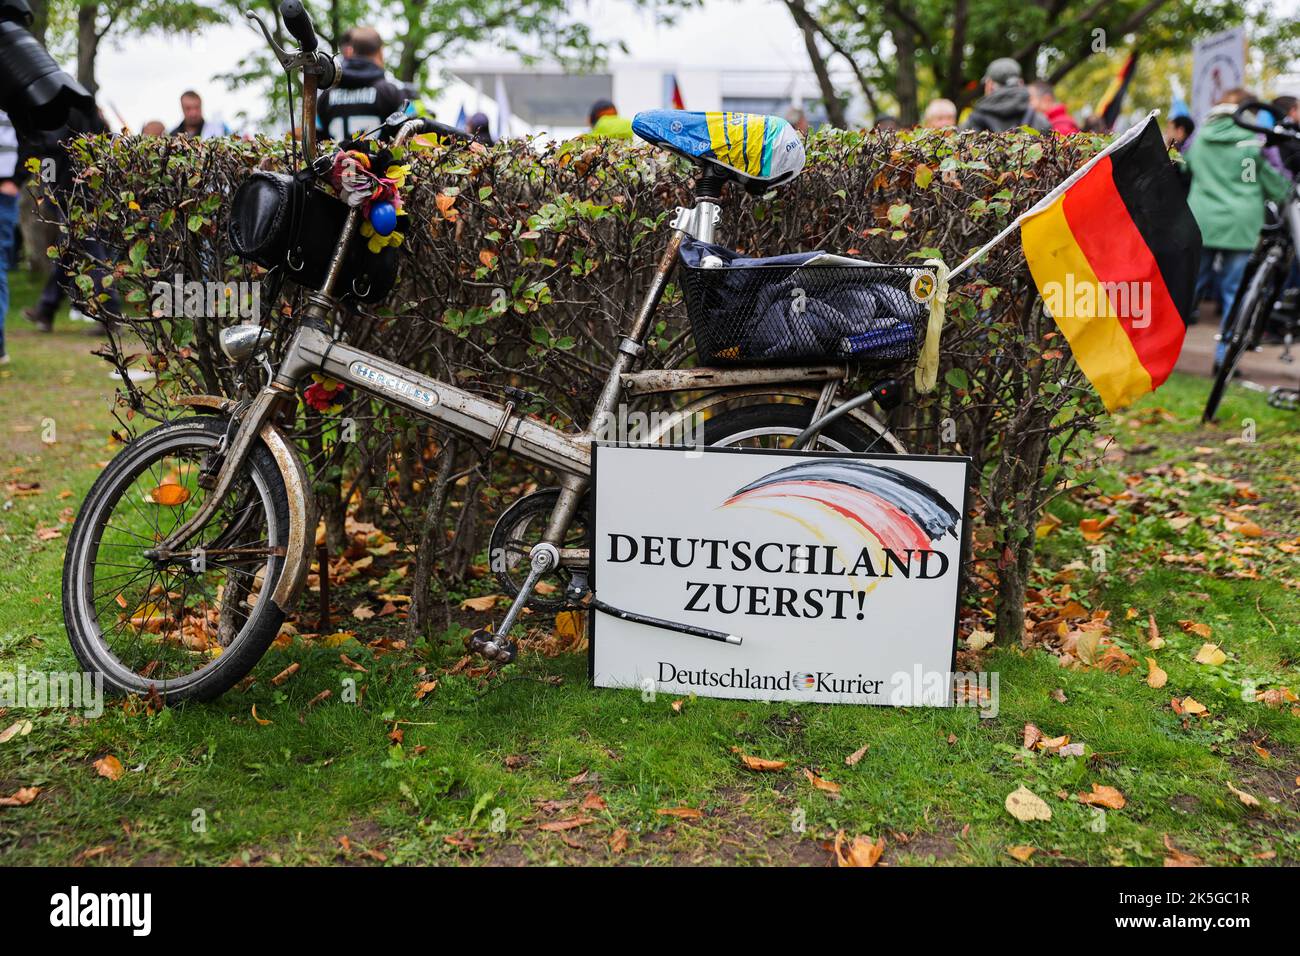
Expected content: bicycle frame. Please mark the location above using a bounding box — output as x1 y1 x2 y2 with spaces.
148 184 879 615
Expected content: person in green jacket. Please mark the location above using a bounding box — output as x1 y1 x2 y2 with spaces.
1184 89 1293 365
588 99 633 139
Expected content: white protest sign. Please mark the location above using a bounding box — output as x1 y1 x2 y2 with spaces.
590 445 970 706
1191 27 1246 127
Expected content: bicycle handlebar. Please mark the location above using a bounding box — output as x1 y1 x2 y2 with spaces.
390 115 473 144
1233 101 1300 143
279 0 318 54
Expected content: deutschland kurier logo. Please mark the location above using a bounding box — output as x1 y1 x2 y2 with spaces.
791 672 816 690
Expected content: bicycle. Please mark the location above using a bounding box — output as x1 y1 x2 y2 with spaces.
62 0 932 702
1202 101 1300 422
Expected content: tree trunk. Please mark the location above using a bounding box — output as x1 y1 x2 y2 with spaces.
942 0 969 102
408 435 458 641
785 1 847 128
76 4 100 94
892 26 918 125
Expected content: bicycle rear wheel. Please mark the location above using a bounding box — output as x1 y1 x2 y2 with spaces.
701 402 904 453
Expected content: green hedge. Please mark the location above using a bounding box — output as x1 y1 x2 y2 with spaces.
53 127 1111 644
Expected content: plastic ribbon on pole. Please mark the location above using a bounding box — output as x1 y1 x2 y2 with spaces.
914 258 949 394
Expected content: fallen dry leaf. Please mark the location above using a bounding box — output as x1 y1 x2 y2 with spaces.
459 594 501 612
339 653 368 673
1078 515 1116 542
93 755 124 780
1005 786 1052 822
803 768 842 796
271 662 299 686
655 806 703 820
250 704 272 726
580 791 607 812
1145 657 1168 689
1178 619 1213 639
1194 643 1227 666
1078 783 1126 810
609 828 629 853
1147 613 1164 649
1023 723 1043 750
1007 845 1036 862
1226 781 1260 808
0 786 40 807
845 743 870 766
834 830 885 867
1162 834 1201 867
0 720 32 744
538 815 594 832
738 753 788 772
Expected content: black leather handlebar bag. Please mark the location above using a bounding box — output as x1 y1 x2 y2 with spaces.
229 170 398 304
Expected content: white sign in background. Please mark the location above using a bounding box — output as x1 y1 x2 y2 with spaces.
1191 27 1247 128
591 445 970 706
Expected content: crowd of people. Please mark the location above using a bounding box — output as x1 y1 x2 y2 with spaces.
816 54 1299 372
1 34 1297 372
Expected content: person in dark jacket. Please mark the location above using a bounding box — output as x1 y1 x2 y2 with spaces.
0 108 20 362
466 112 493 146
317 26 408 141
961 58 1052 133
21 105 121 332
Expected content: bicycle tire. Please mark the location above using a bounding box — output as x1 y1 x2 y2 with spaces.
1203 259 1275 423
701 402 905 453
63 417 291 703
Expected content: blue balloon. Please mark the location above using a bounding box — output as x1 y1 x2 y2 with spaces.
369 201 397 236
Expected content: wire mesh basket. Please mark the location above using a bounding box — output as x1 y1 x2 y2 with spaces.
679 249 932 367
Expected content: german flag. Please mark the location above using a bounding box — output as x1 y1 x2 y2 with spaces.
1096 51 1139 132
1020 116 1200 411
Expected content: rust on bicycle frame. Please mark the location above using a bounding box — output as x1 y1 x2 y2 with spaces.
619 364 847 395
171 394 318 614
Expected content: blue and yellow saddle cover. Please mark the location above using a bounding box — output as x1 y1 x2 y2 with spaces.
631 110 805 186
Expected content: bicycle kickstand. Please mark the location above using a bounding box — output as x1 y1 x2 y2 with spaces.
468 543 560 664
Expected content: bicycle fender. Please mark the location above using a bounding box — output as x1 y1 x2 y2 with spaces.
644 387 907 453
174 394 317 614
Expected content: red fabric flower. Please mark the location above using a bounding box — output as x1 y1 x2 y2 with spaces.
304 379 346 412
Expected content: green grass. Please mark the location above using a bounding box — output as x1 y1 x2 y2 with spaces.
1 281 1297 866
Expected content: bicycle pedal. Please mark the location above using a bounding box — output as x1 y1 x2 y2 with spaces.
468 628 517 664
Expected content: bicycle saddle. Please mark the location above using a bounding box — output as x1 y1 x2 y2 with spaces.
632 109 805 192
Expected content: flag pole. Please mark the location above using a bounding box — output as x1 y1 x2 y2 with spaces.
947 111 1159 281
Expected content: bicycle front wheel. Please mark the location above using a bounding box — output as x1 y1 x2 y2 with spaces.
62 417 291 702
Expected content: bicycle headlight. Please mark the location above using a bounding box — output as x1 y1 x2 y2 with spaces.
219 325 273 362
